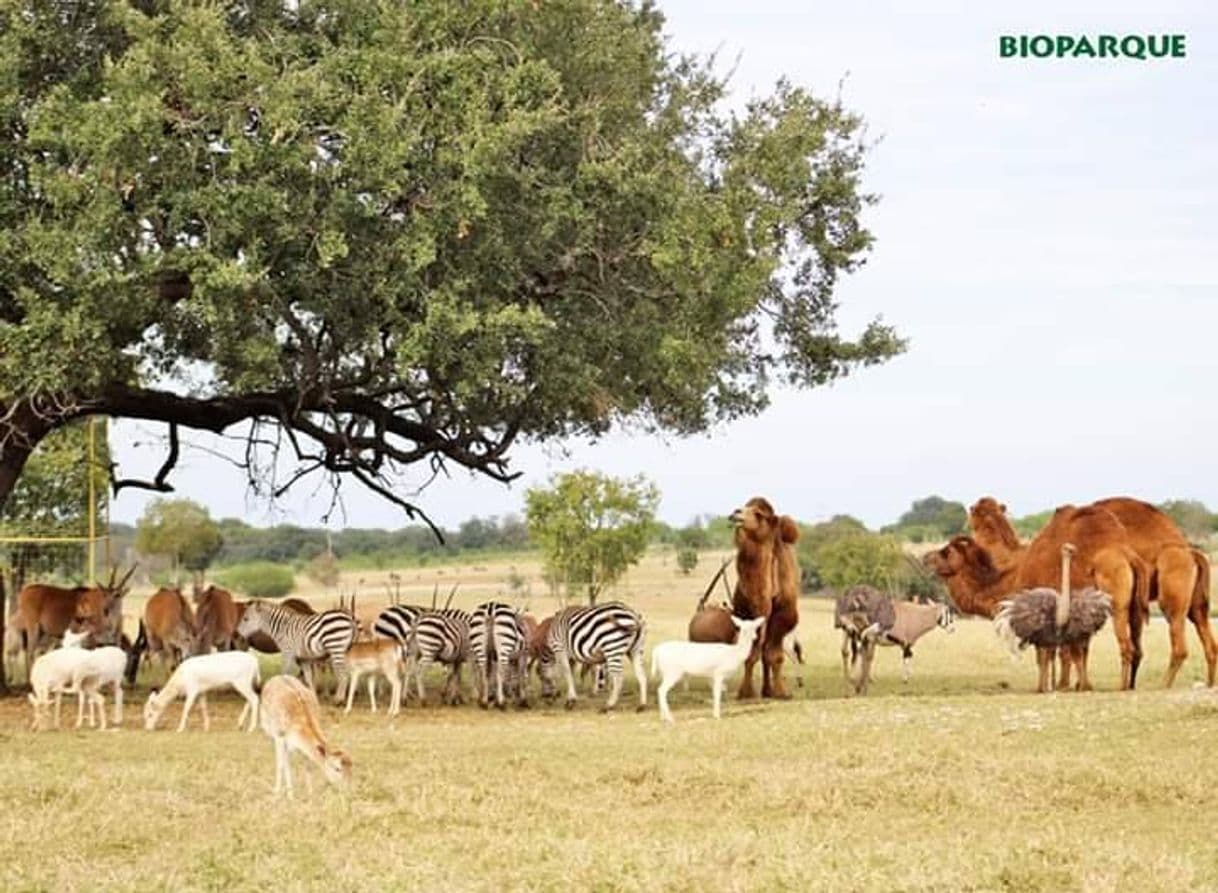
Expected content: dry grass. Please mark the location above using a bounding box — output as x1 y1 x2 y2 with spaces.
4 552 1218 892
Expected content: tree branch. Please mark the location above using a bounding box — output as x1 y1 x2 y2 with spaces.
110 422 180 495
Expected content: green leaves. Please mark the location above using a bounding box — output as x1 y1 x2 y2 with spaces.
1 0 903 517
134 497 223 574
525 470 658 604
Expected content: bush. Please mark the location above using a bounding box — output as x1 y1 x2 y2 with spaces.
214 562 295 598
676 547 699 575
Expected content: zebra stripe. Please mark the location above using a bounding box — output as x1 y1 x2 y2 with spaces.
469 602 528 709
373 605 471 644
543 601 647 712
235 600 357 703
404 611 471 705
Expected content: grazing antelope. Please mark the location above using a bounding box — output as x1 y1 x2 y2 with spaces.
539 602 648 712
60 628 127 728
143 651 261 733
27 647 104 732
259 675 352 799
344 639 405 715
137 587 197 681
193 585 240 652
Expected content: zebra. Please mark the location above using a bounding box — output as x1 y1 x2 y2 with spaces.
469 601 529 709
235 600 357 704
541 601 647 712
404 610 471 705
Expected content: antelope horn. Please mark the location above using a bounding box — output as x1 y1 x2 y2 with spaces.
430 583 438 609
444 583 458 611
696 558 731 611
116 564 137 591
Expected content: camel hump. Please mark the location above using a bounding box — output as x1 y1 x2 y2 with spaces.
778 516 799 544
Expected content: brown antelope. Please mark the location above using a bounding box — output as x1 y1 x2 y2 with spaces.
343 638 405 715
14 565 135 680
259 674 352 798
193 585 239 652
139 587 197 680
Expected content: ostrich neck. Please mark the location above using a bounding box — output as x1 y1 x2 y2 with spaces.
1056 550 1072 629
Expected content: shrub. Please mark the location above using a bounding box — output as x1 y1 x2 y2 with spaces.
676 547 699 575
214 562 295 598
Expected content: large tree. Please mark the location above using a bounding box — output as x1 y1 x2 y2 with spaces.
0 1 902 530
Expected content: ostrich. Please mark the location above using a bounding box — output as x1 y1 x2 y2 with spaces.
993 543 1112 692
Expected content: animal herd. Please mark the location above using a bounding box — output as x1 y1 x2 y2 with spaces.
6 493 1216 794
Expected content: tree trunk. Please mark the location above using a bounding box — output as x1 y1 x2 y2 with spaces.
1 407 58 693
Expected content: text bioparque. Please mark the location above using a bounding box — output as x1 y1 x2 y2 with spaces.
1000 34 1186 60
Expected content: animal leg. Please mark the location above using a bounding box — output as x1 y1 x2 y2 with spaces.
388 672 402 716
901 646 913 683
113 682 123 725
345 668 361 714
199 693 211 732
1164 610 1190 689
737 637 761 700
632 648 648 710
280 738 294 799
600 658 624 713
177 691 198 732
234 680 259 732
54 690 62 729
92 689 107 731
840 630 852 684
712 674 724 720
368 675 379 713
1188 599 1218 688
658 673 676 723
557 649 579 709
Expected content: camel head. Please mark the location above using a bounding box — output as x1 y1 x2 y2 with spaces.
922 536 999 581
728 497 779 545
968 497 1021 550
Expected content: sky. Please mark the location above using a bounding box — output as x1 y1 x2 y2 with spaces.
110 0 1218 532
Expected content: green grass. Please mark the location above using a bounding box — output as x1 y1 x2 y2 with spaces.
4 579 1218 891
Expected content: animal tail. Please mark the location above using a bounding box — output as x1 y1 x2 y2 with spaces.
1130 552 1152 618
991 601 1022 661
1192 548 1211 614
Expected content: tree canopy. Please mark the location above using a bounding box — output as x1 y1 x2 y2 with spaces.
134 497 223 578
0 0 901 527
525 469 658 604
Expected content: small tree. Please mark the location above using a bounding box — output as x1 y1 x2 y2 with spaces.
677 547 699 575
135 498 223 585
525 471 659 604
808 532 906 593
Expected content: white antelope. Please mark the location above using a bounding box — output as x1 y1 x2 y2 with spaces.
650 615 766 723
60 628 127 728
143 651 261 733
27 647 103 732
260 674 352 798
343 638 404 715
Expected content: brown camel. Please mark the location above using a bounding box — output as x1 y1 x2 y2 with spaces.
728 497 800 699
971 496 1216 687
925 507 1149 689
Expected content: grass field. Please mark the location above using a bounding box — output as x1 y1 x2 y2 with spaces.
4 551 1218 891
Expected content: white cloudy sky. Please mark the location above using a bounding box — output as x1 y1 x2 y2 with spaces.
110 0 1217 530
